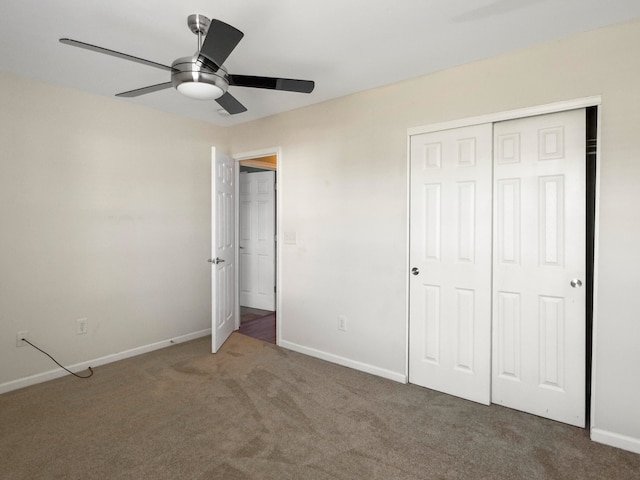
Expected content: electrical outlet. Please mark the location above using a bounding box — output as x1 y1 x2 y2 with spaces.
337 315 347 332
76 318 88 335
16 331 28 347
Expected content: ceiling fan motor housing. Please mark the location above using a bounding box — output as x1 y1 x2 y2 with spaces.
170 56 229 96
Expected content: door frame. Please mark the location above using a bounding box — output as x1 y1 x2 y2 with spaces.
406 95 602 427
232 146 282 344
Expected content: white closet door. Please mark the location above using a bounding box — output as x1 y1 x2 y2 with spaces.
492 109 586 427
409 123 493 405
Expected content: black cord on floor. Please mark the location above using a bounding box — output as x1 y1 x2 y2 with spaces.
22 338 94 379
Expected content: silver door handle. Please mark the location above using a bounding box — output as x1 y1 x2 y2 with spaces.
411 267 419 276
208 257 225 264
570 278 582 288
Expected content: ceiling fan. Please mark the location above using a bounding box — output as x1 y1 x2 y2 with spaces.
59 14 315 115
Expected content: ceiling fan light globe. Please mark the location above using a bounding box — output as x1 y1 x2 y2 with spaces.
177 81 224 100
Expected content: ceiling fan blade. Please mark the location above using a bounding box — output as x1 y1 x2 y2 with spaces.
198 19 244 67
215 92 247 115
59 38 174 72
116 82 173 98
229 75 315 93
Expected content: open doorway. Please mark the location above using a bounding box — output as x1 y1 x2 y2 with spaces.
236 154 277 344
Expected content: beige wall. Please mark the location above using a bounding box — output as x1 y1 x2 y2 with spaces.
0 72 227 388
229 19 640 452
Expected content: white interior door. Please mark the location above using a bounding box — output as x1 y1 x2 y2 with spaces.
211 147 236 353
409 123 493 405
239 171 276 311
492 109 586 426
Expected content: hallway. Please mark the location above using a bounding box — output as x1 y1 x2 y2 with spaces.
238 307 276 344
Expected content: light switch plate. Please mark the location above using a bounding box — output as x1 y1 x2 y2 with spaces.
283 231 297 245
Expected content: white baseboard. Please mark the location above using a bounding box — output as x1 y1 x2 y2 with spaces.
591 428 640 454
0 329 211 395
278 340 407 384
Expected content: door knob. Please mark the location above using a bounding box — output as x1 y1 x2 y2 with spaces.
570 278 582 288
411 267 419 276
208 257 225 264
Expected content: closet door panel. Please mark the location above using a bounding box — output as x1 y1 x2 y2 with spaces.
492 109 586 427
409 123 493 405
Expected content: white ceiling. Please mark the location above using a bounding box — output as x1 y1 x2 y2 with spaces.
1 0 640 127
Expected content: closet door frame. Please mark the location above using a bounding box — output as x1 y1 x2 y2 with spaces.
405 95 601 425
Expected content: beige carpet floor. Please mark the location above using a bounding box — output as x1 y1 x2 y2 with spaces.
1 333 638 479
